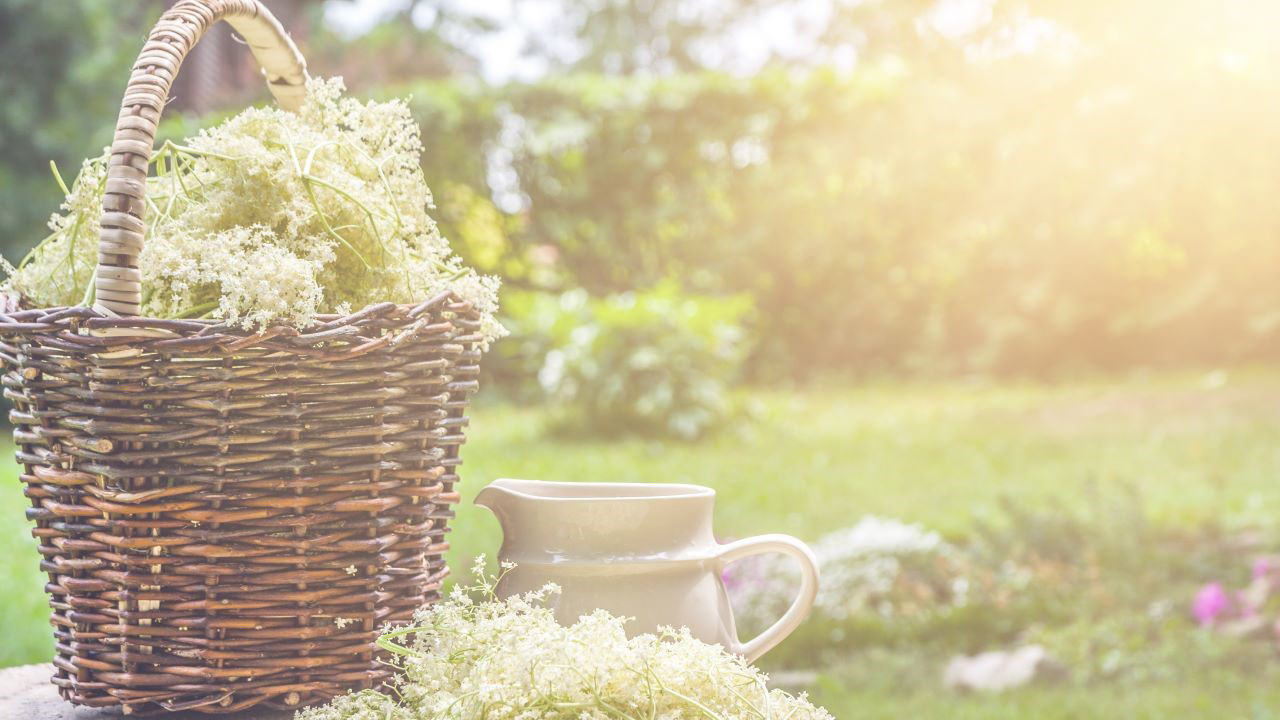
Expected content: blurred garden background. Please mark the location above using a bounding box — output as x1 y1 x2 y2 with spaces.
4 0 1280 716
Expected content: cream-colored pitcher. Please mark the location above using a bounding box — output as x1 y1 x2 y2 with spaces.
475 478 820 662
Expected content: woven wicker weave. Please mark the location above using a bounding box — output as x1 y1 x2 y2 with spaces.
1 0 483 714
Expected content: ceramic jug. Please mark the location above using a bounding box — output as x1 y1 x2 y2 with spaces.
475 478 820 662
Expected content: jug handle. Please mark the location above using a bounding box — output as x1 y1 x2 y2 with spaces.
717 534 820 663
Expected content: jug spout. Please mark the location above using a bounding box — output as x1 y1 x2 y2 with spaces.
474 478 523 531
474 477 517 512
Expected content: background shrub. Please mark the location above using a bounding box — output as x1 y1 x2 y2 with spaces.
498 284 753 439
395 52 1280 382
10 1 1280 390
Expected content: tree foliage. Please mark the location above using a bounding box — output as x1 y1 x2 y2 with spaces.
401 23 1280 376
6 0 1280 379
0 0 159 259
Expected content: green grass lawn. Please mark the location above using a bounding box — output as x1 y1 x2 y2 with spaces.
814 677 1280 720
453 368 1280 559
4 368 1280 716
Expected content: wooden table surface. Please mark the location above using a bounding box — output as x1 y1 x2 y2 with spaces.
0 664 294 719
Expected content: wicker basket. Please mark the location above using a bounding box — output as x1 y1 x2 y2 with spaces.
0 0 483 714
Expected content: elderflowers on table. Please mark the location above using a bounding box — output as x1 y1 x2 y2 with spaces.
296 558 834 720
3 77 502 343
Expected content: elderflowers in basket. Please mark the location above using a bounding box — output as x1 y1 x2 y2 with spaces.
6 74 500 336
0 0 499 714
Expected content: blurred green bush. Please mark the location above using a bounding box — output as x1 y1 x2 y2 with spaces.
9 1 1280 384
493 285 752 439
744 483 1265 671
399 57 1280 380
0 1 160 256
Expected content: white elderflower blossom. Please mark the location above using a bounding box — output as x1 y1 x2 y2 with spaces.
296 557 834 720
5 77 503 343
728 515 970 631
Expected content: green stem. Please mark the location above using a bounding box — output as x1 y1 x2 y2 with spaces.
302 173 396 272
161 145 182 220
49 160 71 196
657 682 725 720
280 127 374 271
375 626 421 657
78 273 95 308
160 140 240 162
174 300 219 318
339 138 415 290
16 235 48 270
302 140 339 175
302 179 374 270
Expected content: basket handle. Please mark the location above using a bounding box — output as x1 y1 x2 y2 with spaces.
94 0 308 317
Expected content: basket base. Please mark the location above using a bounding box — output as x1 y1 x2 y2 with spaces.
0 664 292 719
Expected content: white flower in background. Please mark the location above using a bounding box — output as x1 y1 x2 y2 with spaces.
812 516 951 619
727 515 968 632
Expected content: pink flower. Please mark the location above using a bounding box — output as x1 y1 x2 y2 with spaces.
1254 558 1272 581
1193 583 1230 626
722 567 742 591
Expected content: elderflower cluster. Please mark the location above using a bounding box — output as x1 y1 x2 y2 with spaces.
296 559 834 720
4 77 503 342
728 515 971 631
